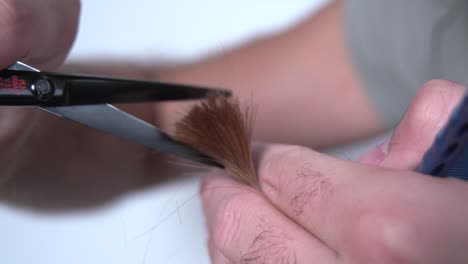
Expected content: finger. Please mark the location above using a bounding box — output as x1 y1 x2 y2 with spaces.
360 80 465 169
358 139 389 166
257 144 465 260
201 173 337 264
208 239 232 264
258 145 361 250
0 0 81 70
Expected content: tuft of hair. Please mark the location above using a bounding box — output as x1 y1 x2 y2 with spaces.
173 94 258 188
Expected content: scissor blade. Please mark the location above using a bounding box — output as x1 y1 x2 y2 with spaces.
42 104 222 167
8 61 39 71
12 61 222 167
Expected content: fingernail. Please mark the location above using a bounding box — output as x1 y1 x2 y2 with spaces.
375 139 390 165
380 139 390 155
359 139 390 166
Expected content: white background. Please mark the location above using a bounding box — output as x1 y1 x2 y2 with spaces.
68 0 329 62
0 1 341 264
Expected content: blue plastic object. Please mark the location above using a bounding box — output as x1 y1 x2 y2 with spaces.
417 92 468 179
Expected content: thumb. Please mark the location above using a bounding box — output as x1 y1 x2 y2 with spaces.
359 80 466 169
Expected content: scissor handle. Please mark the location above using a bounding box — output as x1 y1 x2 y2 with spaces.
0 70 64 105
0 68 230 106
417 92 468 179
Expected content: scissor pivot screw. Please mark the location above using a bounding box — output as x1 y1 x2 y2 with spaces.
32 79 54 101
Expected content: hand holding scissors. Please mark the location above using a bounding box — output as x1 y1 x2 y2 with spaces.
1 62 229 168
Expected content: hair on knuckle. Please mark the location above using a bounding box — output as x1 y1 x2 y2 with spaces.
260 145 310 175
290 163 332 217
240 217 296 264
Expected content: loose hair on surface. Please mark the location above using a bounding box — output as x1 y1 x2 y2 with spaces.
173 94 258 188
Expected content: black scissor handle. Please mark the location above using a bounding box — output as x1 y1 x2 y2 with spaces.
0 70 65 106
0 69 230 106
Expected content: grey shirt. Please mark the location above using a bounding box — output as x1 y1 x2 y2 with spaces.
345 0 468 126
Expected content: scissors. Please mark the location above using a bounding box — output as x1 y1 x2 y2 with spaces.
0 61 228 168
418 92 468 179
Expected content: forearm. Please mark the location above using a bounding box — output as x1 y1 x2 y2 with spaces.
155 1 384 147
60 1 383 148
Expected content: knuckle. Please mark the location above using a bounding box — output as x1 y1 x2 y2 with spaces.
241 225 296 264
406 79 465 133
387 79 466 168
211 192 261 252
289 163 333 217
259 145 309 199
351 204 419 263
418 79 455 96
260 145 310 177
415 79 464 110
259 145 333 215
405 80 451 130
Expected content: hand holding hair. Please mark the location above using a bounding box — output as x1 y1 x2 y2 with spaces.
175 80 468 263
